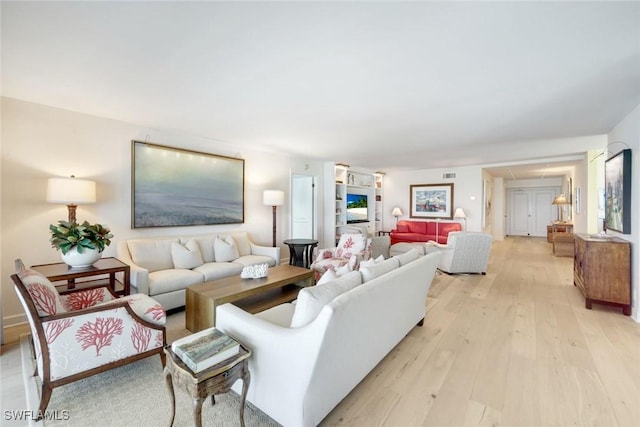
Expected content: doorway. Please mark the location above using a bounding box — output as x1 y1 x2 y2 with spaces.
290 173 316 239
507 188 557 237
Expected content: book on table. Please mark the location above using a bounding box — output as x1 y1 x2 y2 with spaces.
171 327 241 373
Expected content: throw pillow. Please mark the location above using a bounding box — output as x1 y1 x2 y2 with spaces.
171 240 204 269
290 271 362 328
335 262 352 277
360 257 400 282
394 248 420 266
335 233 367 258
15 259 66 316
214 236 240 262
230 232 252 257
359 255 385 268
317 269 338 285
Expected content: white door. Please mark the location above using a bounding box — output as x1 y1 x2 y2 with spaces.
511 192 530 236
291 174 315 239
509 188 557 237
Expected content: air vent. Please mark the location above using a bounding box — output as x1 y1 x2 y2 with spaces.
442 172 456 179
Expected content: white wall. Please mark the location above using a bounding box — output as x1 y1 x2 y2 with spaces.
384 166 483 232
0 97 325 334
607 103 640 322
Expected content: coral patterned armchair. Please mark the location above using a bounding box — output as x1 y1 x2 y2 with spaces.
11 259 167 418
310 233 371 280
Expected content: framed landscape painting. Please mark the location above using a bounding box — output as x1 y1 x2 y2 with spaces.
132 141 244 228
604 148 631 234
410 183 454 219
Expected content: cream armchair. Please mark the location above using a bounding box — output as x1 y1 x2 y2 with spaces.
11 259 167 418
424 231 493 274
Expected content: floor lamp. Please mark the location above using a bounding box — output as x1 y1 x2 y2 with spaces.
391 207 403 227
263 190 285 247
454 208 467 231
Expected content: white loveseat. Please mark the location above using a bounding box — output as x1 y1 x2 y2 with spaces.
216 249 440 427
117 231 280 310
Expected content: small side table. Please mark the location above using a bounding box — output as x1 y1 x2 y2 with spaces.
31 257 130 296
283 239 319 269
377 230 391 236
164 345 251 427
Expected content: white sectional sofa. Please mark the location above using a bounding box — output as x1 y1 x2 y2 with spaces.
216 249 440 427
117 231 280 310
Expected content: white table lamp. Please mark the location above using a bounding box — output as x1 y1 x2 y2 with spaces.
47 175 96 223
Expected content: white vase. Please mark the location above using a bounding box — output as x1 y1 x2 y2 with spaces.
61 247 102 268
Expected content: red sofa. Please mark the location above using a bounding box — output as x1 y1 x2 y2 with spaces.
390 220 462 245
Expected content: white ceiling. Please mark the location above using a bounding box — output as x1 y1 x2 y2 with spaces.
2 1 640 175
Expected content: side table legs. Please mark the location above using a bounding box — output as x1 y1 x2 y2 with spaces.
164 366 176 427
239 366 250 427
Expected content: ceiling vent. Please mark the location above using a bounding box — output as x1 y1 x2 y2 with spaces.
442 172 456 179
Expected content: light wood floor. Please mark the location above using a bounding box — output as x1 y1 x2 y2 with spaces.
2 237 639 426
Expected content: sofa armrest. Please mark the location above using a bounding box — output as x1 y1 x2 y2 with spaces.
117 240 150 295
216 303 325 393
250 243 281 266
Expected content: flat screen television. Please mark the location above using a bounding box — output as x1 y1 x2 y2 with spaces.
346 193 368 223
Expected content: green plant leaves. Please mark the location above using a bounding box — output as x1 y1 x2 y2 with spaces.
49 220 112 254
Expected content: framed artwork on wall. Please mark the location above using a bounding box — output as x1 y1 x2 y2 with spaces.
409 183 454 219
131 140 245 228
482 179 492 228
604 148 631 234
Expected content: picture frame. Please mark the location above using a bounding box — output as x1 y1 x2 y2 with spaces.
131 140 245 228
604 148 631 234
482 179 492 228
410 183 454 219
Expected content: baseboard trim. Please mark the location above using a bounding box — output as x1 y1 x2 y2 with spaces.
2 323 30 347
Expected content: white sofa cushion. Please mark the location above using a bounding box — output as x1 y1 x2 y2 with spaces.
394 248 421 266
193 262 244 282
229 232 252 257
148 269 203 296
317 269 337 285
182 236 217 263
290 271 362 328
359 257 400 282
127 238 179 272
234 254 277 267
214 236 240 262
171 240 204 269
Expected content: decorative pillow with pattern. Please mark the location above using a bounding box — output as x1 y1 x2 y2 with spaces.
335 234 367 258
15 259 66 316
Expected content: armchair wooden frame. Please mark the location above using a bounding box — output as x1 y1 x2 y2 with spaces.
11 273 167 419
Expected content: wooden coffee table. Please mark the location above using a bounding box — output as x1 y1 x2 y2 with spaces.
185 264 314 332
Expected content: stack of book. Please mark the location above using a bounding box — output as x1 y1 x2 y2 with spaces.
171 327 240 373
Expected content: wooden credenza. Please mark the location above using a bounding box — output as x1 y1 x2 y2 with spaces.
573 233 631 315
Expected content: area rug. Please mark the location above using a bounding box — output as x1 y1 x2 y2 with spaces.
20 336 280 426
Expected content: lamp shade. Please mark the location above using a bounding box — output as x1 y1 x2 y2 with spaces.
47 177 96 204
552 194 569 205
391 207 403 217
263 190 285 206
454 208 466 219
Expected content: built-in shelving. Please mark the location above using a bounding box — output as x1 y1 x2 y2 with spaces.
329 164 383 244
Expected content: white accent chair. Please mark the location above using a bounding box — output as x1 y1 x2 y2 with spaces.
424 231 493 274
11 259 166 419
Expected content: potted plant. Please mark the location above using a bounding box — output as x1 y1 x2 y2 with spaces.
49 220 113 267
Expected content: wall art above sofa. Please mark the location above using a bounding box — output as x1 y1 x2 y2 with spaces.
131 140 245 228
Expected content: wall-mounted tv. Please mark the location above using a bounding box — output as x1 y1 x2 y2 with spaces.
346 193 368 223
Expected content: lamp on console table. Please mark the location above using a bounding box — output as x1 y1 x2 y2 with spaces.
454 208 467 231
263 189 285 247
47 175 96 223
552 194 570 223
391 207 403 227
